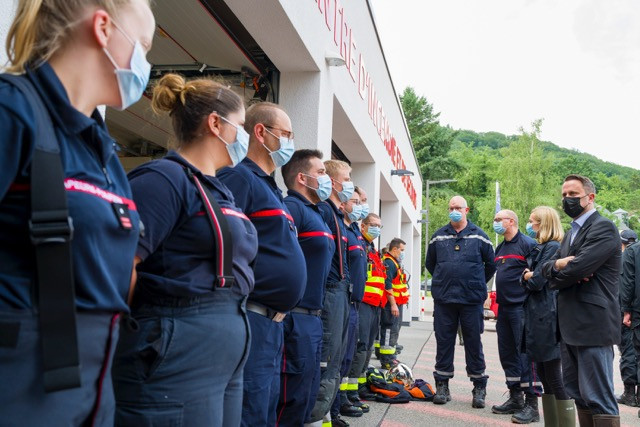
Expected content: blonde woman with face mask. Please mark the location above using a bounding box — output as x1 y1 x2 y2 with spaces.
519 206 574 425
0 0 154 425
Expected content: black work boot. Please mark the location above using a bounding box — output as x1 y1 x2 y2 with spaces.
492 386 525 414
332 415 350 427
339 403 363 418
511 393 540 424
346 392 370 413
616 383 638 407
433 380 451 405
472 385 486 409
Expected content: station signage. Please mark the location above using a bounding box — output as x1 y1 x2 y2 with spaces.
313 0 418 208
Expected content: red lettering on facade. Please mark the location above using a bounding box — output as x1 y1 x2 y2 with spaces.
313 2 417 207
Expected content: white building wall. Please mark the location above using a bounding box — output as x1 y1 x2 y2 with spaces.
0 0 16 67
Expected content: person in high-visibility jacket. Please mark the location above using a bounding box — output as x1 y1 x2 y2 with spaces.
379 238 406 368
388 259 410 357
346 212 386 402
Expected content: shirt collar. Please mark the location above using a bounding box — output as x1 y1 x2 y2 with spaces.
165 150 234 200
241 157 269 177
572 207 596 228
325 198 345 220
287 189 315 207
505 230 522 243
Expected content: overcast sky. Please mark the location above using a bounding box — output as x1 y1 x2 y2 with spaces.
369 0 640 170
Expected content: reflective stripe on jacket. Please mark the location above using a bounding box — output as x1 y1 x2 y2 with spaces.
363 249 386 307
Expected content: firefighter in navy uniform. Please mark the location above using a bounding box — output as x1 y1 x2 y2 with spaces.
425 196 496 409
0 2 154 425
491 209 540 421
350 213 386 400
218 103 307 426
380 238 407 368
308 160 354 427
332 189 369 419
276 150 335 426
112 75 258 426
617 229 640 408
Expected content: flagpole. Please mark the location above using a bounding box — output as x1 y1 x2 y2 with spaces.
495 181 501 246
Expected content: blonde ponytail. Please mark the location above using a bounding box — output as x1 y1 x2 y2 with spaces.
5 0 43 73
4 0 145 74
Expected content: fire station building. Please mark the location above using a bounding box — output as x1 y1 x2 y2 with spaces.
0 0 424 323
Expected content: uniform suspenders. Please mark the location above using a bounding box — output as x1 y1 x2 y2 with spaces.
330 209 346 280
0 74 81 392
185 169 235 288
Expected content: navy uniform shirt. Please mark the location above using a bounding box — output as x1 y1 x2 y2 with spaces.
284 190 335 310
129 152 258 297
347 222 367 302
0 63 139 312
318 199 351 286
218 158 306 312
495 230 536 305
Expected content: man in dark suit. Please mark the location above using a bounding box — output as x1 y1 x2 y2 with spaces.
542 174 621 426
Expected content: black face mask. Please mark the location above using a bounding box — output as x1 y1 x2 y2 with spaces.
562 196 586 218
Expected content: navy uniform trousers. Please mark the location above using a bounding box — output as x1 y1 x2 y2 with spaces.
332 302 359 416
619 322 639 385
309 285 350 423
0 311 119 427
113 290 250 427
348 303 380 390
276 312 323 426
433 302 488 386
496 304 541 393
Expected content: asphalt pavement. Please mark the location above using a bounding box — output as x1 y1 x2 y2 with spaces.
346 312 639 427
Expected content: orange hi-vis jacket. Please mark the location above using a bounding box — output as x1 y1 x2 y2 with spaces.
383 254 410 305
363 247 386 307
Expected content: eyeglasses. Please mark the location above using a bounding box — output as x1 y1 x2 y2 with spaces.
349 199 360 205
265 125 294 140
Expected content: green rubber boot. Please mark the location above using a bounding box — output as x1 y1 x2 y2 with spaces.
541 394 558 427
556 400 576 427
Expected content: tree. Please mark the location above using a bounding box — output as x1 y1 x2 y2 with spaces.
495 120 558 224
400 87 458 180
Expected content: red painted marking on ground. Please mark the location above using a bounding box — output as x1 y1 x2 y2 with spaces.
380 420 414 427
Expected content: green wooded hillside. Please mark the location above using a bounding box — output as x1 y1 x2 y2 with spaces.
400 87 640 241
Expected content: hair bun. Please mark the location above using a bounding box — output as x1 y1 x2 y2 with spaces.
151 73 187 113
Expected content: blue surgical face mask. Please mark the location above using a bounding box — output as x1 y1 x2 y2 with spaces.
264 128 295 168
347 204 363 222
365 225 381 240
493 221 506 235
526 222 537 238
103 22 151 110
336 180 355 203
449 210 463 223
303 173 332 201
399 251 405 262
219 116 249 166
360 203 370 220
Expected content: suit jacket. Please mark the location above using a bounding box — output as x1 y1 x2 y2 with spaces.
541 211 621 346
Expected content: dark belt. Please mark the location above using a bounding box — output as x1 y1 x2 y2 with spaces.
246 302 286 322
326 280 349 289
291 307 322 316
